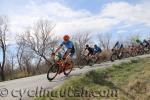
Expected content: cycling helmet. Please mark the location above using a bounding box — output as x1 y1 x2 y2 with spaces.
136 39 140 43
63 35 70 41
143 39 147 42
94 44 97 47
86 44 89 47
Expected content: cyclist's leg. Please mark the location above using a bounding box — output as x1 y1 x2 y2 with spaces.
62 50 70 63
120 44 123 52
62 51 67 60
66 52 73 62
118 44 123 55
64 49 74 63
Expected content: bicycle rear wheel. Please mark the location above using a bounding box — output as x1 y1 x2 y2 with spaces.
47 64 59 81
110 53 117 62
87 59 94 66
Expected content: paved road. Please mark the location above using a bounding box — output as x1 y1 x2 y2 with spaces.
0 54 150 100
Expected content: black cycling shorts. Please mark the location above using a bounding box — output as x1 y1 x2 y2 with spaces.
63 48 75 58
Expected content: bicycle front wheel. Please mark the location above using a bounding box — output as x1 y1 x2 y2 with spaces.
78 58 87 69
47 64 59 81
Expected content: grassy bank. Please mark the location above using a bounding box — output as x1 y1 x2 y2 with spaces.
35 57 150 100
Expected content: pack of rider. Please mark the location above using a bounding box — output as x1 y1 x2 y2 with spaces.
84 44 102 57
136 39 149 47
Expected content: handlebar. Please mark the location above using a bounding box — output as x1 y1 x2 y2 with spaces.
51 52 62 61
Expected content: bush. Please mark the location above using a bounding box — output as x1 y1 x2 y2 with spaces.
99 50 111 61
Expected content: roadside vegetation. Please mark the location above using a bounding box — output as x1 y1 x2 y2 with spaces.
35 57 150 100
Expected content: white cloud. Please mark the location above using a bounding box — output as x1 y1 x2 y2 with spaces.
6 0 150 42
117 30 126 34
25 1 91 19
53 16 119 34
101 2 150 27
8 1 92 35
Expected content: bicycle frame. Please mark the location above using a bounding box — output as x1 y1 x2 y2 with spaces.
52 53 72 74
55 60 67 74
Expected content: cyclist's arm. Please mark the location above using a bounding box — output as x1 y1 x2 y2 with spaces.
113 43 118 49
54 42 65 54
54 45 62 54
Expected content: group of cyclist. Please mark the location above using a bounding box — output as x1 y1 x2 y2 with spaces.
52 34 150 65
136 39 150 48
84 44 102 58
48 34 150 81
112 38 150 56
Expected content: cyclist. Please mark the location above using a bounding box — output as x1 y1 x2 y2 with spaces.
143 39 149 47
93 44 102 56
84 44 94 57
113 41 124 51
52 35 75 62
136 39 143 46
136 39 145 52
112 41 124 57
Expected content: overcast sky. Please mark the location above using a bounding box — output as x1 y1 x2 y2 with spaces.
0 0 150 42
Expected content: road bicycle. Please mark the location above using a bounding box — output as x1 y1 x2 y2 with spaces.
110 48 124 62
78 53 100 69
47 53 74 81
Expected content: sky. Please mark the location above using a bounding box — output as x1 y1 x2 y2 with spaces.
0 0 150 43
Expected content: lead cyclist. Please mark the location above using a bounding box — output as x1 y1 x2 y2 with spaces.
52 35 75 63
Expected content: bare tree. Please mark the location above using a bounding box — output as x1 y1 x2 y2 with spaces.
6 50 15 79
18 19 58 68
0 16 8 81
97 33 112 50
72 32 91 65
16 38 26 71
72 32 91 51
21 52 33 75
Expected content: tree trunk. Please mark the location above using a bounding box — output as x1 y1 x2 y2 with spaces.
0 68 5 81
2 48 6 81
0 46 6 81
